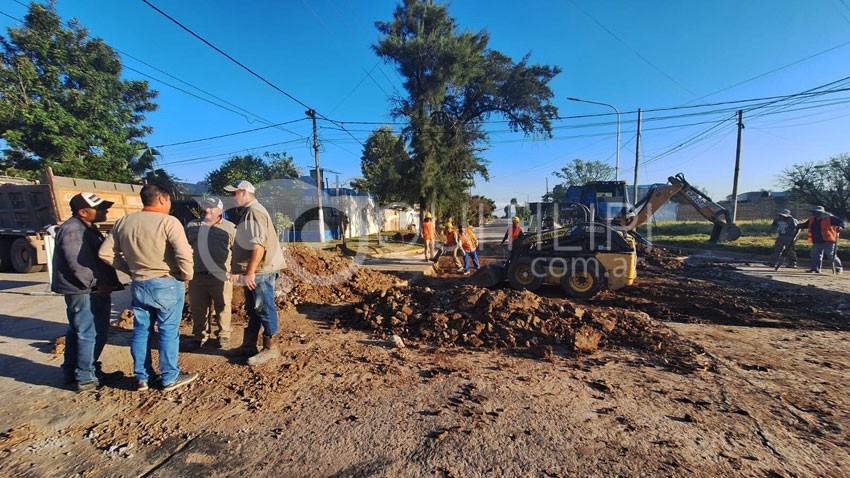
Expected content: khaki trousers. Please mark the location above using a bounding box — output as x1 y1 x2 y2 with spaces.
188 273 233 340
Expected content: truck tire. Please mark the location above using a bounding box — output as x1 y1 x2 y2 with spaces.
560 258 604 299
10 237 41 273
507 257 543 291
0 237 12 272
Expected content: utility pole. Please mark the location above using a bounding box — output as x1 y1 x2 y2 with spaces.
633 108 642 204
306 109 325 242
730 110 744 223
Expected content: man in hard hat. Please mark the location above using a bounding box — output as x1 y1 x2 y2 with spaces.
421 211 436 261
501 216 523 253
769 208 798 269
443 221 463 272
185 197 237 350
797 206 845 273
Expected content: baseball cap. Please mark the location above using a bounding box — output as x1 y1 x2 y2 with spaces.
223 180 256 194
70 192 114 213
777 209 791 217
198 196 223 210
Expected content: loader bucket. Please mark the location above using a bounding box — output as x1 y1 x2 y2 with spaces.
467 262 507 288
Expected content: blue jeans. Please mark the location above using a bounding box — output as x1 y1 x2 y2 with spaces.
131 277 184 384
463 250 480 273
245 273 279 337
811 242 842 272
62 293 111 384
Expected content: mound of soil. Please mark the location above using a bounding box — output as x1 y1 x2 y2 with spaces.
637 243 684 271
337 285 703 371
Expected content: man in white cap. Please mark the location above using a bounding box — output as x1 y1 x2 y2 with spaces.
185 196 237 350
796 205 845 273
53 192 124 392
224 180 285 365
769 208 798 269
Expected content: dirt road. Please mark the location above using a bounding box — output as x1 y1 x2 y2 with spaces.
1 232 849 477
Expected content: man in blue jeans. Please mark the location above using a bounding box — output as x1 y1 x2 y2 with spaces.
225 180 285 366
52 193 124 392
100 184 197 392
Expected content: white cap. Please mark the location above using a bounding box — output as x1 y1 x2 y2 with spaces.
198 196 223 210
223 180 256 194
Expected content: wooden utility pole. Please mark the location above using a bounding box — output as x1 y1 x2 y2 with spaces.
730 110 744 223
306 109 325 242
633 108 642 204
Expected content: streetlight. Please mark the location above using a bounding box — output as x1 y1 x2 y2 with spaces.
567 97 620 181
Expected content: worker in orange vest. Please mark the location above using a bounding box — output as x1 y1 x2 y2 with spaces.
458 223 480 275
796 205 845 273
421 211 436 261
501 216 523 252
443 221 463 272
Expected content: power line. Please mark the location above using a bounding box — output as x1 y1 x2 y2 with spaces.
140 0 365 147
154 118 309 148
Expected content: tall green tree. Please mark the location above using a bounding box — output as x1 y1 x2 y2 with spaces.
553 159 615 187
780 153 850 218
0 2 158 181
373 0 559 219
358 126 411 204
204 152 300 194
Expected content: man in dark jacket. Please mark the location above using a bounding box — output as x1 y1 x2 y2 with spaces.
769 209 799 268
52 192 123 392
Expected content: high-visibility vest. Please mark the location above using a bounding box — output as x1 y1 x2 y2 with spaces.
445 228 457 246
508 223 522 240
465 226 478 250
459 230 475 252
805 216 840 243
422 220 434 240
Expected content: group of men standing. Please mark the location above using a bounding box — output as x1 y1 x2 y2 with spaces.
52 180 283 393
771 205 845 273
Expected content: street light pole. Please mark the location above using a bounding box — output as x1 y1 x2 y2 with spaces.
567 97 620 181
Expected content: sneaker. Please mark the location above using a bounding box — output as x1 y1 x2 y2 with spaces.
162 372 198 392
136 380 149 392
785 264 797 269
463 271 470 276
837 269 843 275
76 380 99 392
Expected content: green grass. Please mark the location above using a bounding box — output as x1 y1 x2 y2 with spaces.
295 232 422 256
639 220 848 260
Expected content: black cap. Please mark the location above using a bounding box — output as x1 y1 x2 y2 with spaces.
70 192 114 213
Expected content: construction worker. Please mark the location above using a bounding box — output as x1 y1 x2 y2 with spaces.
99 184 197 392
501 216 523 252
185 197 237 350
422 211 436 261
797 205 845 274
443 221 463 272
225 180 285 366
459 223 480 275
769 208 798 269
53 193 124 392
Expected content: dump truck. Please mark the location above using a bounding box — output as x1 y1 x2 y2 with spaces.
0 168 144 273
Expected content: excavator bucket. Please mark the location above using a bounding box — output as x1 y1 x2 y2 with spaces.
467 262 507 288
716 223 742 242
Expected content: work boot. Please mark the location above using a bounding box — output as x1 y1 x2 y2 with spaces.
247 335 280 366
218 336 231 349
228 329 259 357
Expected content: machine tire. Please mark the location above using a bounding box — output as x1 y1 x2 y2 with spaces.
0 236 12 272
507 257 544 291
10 237 41 273
560 258 604 299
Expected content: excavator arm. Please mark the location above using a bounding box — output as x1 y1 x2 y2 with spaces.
624 173 741 242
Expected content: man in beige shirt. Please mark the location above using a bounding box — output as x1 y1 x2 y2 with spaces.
225 180 284 366
185 196 236 349
99 184 198 392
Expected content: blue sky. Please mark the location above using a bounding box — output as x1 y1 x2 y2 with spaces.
3 0 850 210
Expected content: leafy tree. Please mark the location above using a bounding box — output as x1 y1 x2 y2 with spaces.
204 152 300 194
503 197 529 220
553 159 614 187
542 183 567 203
780 153 850 218
358 126 411 204
374 0 559 219
469 194 496 224
0 2 158 181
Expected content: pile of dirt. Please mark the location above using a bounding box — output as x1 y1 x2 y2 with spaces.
337 285 703 371
637 243 684 271
227 246 403 318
